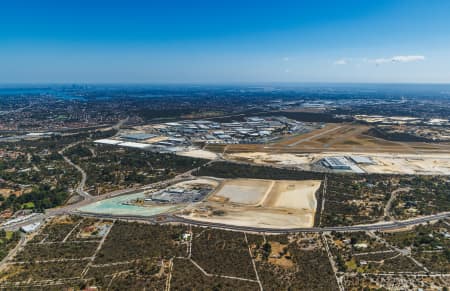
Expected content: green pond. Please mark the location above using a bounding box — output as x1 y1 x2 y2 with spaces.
78 192 176 216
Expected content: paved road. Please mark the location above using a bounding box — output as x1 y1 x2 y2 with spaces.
57 117 130 200
170 212 450 233
4 187 449 233
3 161 449 234
0 161 208 231
384 187 410 218
2 149 449 234
112 117 129 130
59 143 92 199
75 210 450 234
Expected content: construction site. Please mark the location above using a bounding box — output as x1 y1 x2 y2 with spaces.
226 151 450 175
179 178 321 229
143 178 219 204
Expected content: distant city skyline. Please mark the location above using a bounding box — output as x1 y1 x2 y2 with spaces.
1 0 450 83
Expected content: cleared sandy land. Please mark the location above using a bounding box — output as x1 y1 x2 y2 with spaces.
210 179 273 205
182 207 313 229
360 154 450 175
226 151 450 175
180 178 321 228
177 149 218 160
263 180 321 210
228 152 312 166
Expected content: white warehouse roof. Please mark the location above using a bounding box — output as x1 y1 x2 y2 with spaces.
94 139 122 145
21 222 41 233
118 142 151 149
349 156 374 164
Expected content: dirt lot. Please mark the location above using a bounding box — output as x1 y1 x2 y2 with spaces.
359 153 450 175
183 206 313 229
228 152 311 166
177 149 219 160
210 179 273 205
263 180 321 210
0 188 23 198
180 178 321 228
226 151 450 175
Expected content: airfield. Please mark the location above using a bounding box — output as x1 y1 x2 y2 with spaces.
207 123 450 154
77 122 450 231
197 123 450 175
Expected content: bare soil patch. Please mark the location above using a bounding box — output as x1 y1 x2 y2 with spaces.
263 180 321 210
210 179 273 205
177 149 218 160
181 178 321 228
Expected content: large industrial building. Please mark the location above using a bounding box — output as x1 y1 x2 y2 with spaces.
348 155 375 165
322 157 352 170
94 116 315 153
321 156 366 173
120 133 157 141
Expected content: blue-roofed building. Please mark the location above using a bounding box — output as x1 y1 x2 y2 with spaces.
121 133 157 141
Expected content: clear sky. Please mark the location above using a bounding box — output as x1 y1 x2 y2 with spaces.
1 0 450 84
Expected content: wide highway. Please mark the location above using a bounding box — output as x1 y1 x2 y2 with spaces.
73 210 450 234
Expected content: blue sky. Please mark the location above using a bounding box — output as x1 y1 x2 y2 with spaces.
1 0 449 83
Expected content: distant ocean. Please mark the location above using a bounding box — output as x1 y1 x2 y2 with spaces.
0 86 85 100
1 83 450 100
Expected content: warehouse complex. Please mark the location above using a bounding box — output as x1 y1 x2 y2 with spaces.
94 116 319 153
